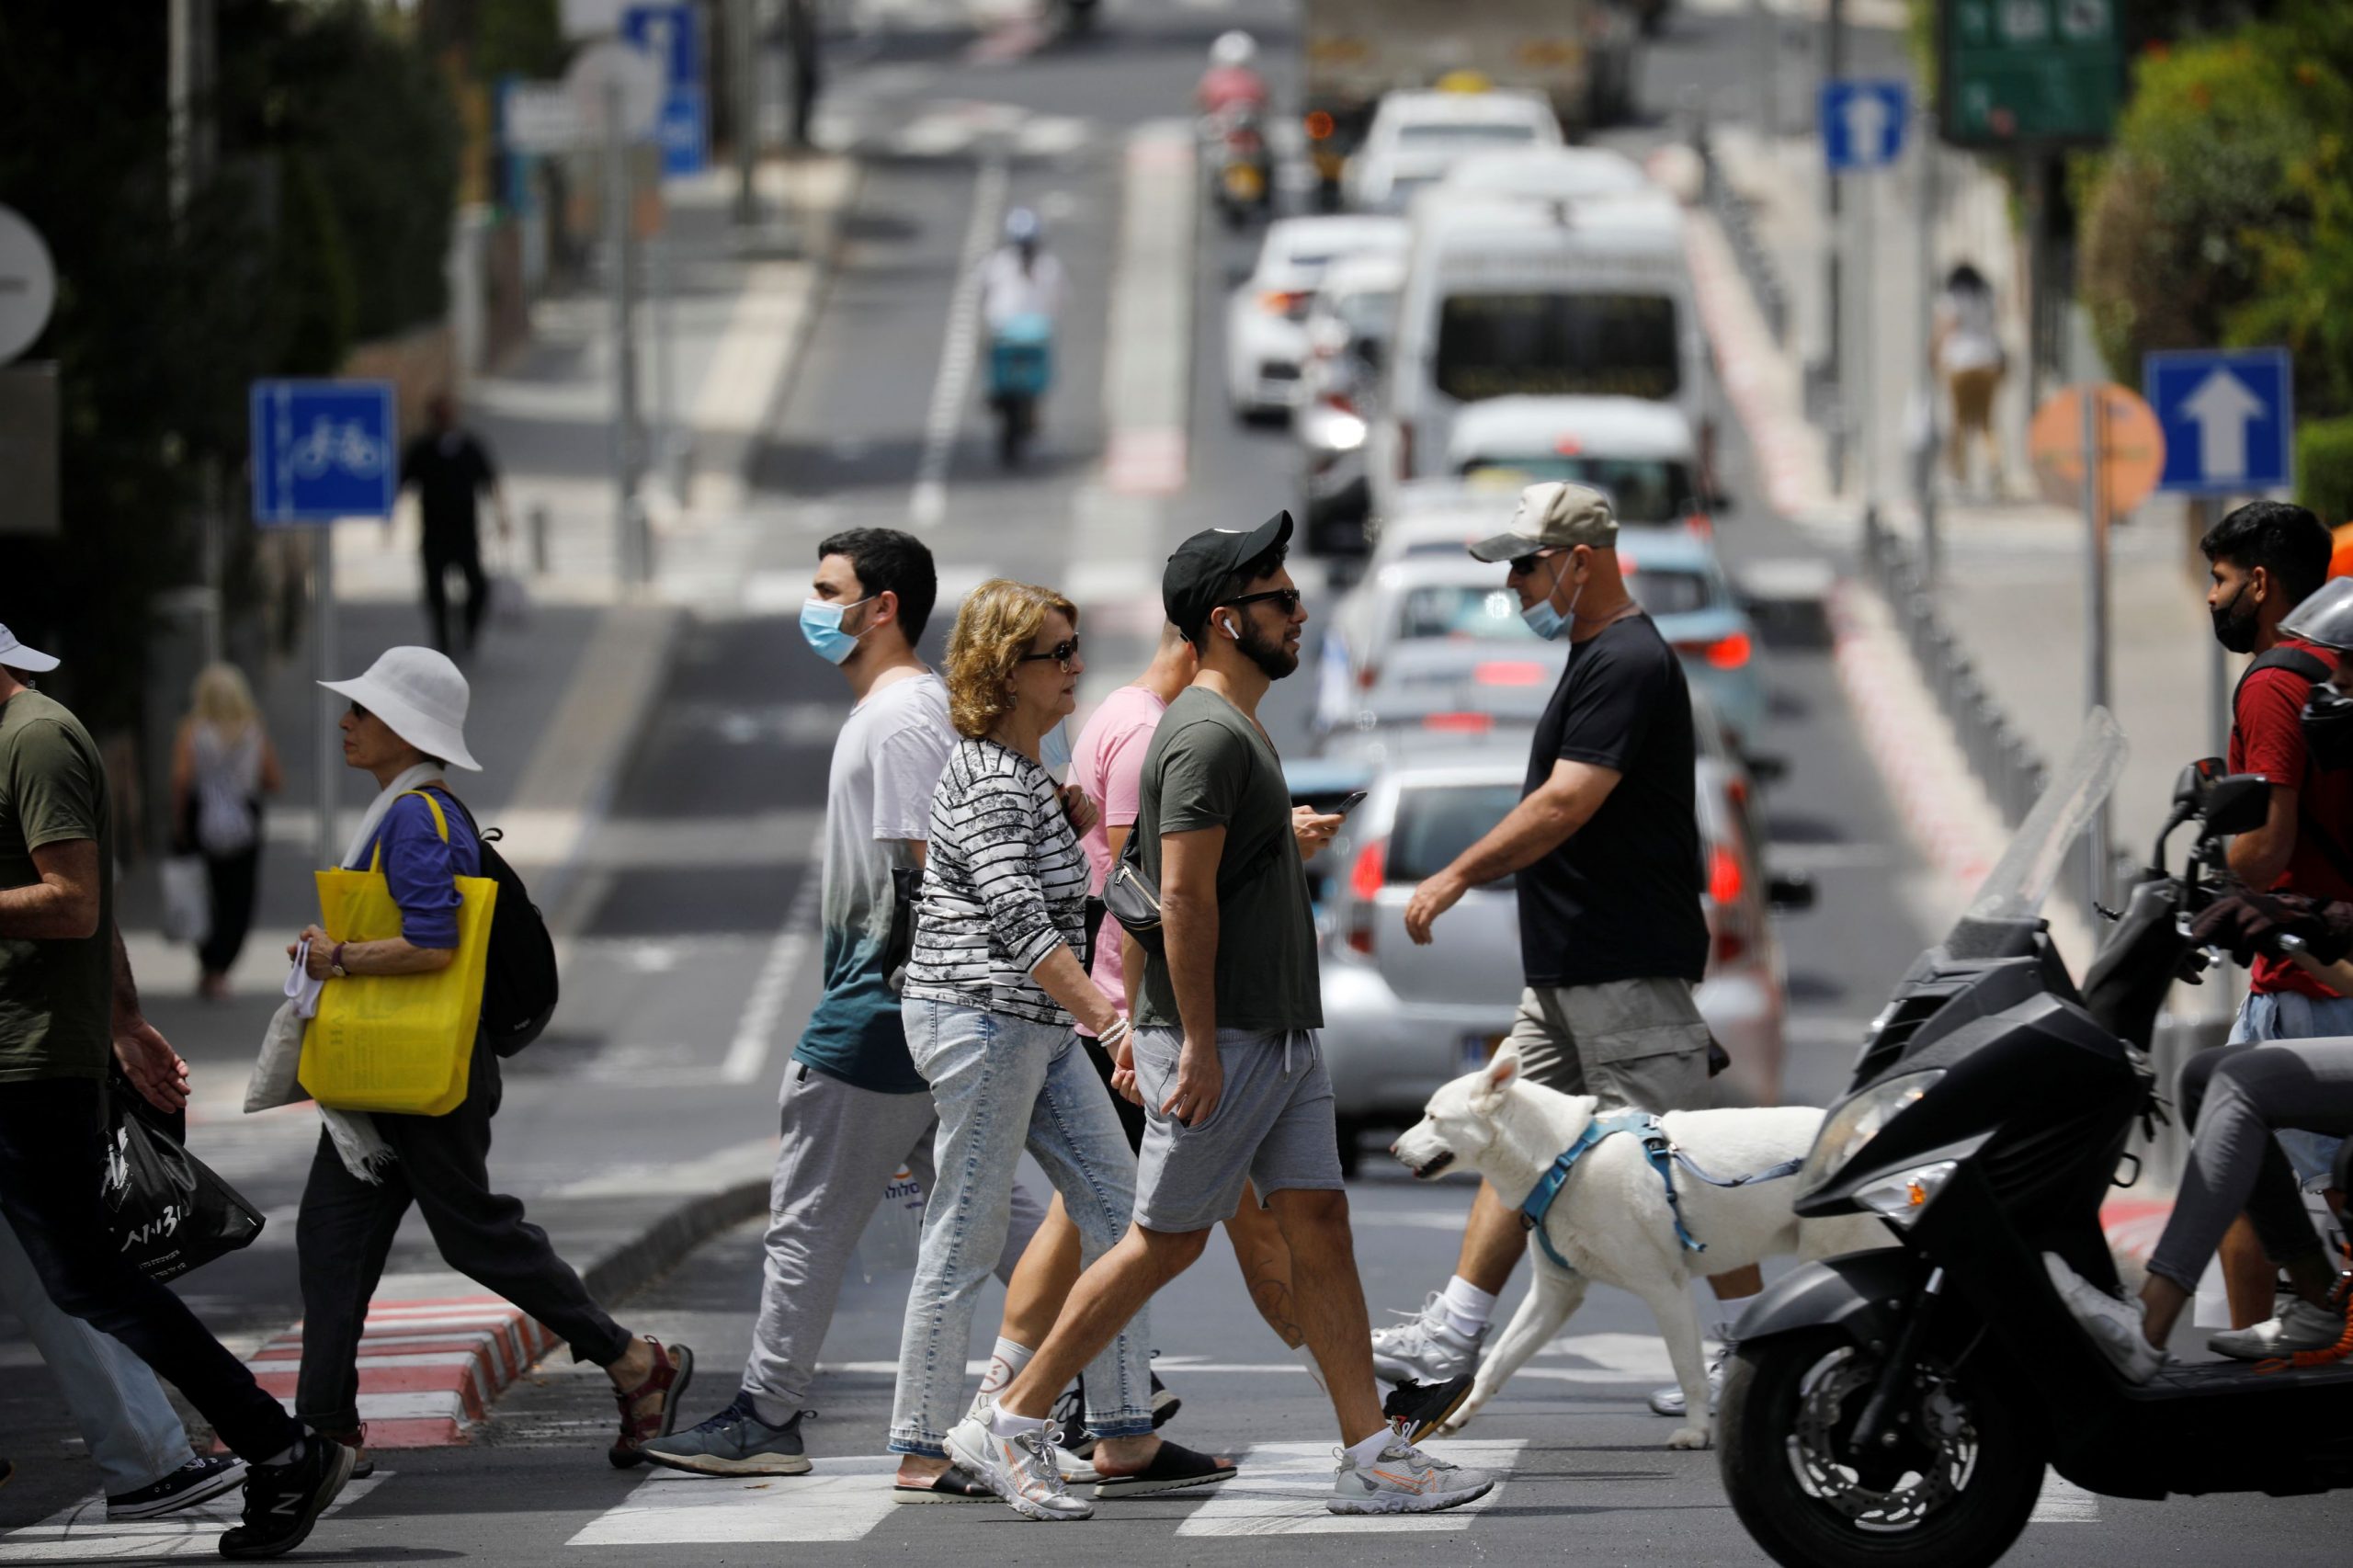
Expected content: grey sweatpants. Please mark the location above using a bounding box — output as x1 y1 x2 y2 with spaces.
745 1062 1044 1414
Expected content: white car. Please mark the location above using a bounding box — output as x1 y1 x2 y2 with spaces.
1225 215 1409 421
1342 89 1563 213
1442 396 1710 527
1433 144 1650 207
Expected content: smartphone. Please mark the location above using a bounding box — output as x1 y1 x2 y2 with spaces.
1331 790 1370 818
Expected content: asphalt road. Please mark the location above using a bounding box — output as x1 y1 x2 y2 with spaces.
3 2 2343 1562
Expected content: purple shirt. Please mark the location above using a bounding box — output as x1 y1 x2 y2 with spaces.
357 790 481 949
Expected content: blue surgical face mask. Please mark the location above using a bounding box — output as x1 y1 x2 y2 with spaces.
799 596 874 665
1040 720 1074 775
1520 557 1584 641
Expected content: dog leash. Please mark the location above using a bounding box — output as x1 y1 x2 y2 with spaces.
1518 1114 1805 1264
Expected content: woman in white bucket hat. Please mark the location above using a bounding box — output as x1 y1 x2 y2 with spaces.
286 646 695 1472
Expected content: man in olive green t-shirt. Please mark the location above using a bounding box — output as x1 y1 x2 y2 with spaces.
0 629 352 1551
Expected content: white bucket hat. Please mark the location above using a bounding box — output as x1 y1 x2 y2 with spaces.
0 623 61 674
320 646 482 772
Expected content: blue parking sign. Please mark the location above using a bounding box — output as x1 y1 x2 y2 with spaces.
250 380 398 525
2143 347 2294 495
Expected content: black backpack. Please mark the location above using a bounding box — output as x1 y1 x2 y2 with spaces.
426 789 560 1056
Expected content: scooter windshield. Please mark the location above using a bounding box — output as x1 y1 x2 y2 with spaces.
1958 706 2129 930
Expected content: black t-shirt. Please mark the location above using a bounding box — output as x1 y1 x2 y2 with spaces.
400 432 496 540
1518 613 1709 988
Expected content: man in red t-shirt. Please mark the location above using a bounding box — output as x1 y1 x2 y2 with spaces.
2203 499 2352 1329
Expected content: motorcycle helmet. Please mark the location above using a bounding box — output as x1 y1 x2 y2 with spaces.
1211 29 1256 68
2279 574 2353 651
1004 207 1041 246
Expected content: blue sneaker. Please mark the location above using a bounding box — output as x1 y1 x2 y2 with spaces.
640 1393 813 1477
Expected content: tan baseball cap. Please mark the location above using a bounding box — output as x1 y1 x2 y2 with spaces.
1465 482 1618 562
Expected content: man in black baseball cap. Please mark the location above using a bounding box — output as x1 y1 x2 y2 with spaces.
965 513 1496 1520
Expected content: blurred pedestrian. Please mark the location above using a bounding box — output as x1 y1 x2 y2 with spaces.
0 623 353 1558
890 582 1230 1501
644 531 1045 1481
981 210 1066 335
289 646 692 1474
0 1222 245 1517
170 664 283 1000
1931 262 2006 497
955 514 1494 1522
1383 482 1757 1425
398 393 507 657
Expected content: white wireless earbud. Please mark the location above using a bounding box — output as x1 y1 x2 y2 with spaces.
1221 618 1240 641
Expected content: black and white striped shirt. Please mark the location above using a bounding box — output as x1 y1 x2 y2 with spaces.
903 739 1090 1025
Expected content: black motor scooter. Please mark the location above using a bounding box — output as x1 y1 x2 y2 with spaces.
1718 710 2353 1568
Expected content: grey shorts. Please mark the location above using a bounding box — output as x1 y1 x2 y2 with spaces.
1130 1027 1345 1233
1508 977 1711 1113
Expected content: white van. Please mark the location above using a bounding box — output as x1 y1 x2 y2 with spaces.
1370 190 1711 508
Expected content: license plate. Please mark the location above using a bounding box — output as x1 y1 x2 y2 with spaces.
1459 1031 1507 1071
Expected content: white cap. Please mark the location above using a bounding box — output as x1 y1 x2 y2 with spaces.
0 624 60 674
320 646 482 772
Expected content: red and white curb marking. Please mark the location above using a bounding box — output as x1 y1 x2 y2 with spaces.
247 1296 558 1448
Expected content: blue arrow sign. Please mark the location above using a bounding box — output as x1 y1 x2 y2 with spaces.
1821 79 1908 172
249 380 397 525
2143 347 2294 494
623 3 706 176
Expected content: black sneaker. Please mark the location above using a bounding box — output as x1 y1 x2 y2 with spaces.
109 1455 248 1520
218 1437 357 1561
1051 1372 1183 1459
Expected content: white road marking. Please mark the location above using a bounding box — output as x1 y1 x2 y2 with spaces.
721 832 827 1084
568 1460 900 1546
1176 1439 1521 1536
0 1474 390 1562
2029 1474 2101 1523
910 155 1009 527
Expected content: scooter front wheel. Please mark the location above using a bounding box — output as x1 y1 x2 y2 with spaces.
1718 1329 2043 1568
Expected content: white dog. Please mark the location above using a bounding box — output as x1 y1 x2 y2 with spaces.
1389 1051 1887 1449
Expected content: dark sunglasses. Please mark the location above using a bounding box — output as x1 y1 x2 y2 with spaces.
1508 550 1562 579
347 700 371 722
1227 587 1303 615
1017 637 1083 670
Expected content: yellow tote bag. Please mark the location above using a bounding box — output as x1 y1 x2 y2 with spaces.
300 790 498 1117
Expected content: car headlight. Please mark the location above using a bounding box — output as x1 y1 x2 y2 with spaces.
1799 1070 1945 1189
1853 1160 1957 1229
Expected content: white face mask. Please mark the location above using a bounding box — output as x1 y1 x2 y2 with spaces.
1040 720 1074 775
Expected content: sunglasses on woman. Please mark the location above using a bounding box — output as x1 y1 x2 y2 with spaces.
347 701 371 722
1017 637 1083 672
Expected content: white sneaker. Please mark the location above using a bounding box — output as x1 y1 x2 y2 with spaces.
1326 1437 1496 1515
1370 1294 1488 1383
1647 1331 1737 1417
944 1415 1095 1521
2043 1253 2165 1384
2208 1296 2350 1361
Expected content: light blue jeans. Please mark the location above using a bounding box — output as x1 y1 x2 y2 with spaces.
2229 990 2353 1187
0 1214 193 1494
890 999 1151 1457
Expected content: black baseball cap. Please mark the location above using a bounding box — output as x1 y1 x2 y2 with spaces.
1163 510 1293 640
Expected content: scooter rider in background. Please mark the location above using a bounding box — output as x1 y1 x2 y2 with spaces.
1196 31 1268 119
2199 499 2353 1331
979 210 1066 465
980 209 1065 335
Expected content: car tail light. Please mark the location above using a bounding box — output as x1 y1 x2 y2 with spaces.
1347 838 1387 955
1552 434 1583 456
1685 511 1714 539
1474 660 1548 687
1424 711 1494 733
1358 663 1380 689
1709 843 1745 905
1306 110 1336 141
1708 846 1752 966
1727 775 1749 809
1261 290 1310 317
1677 631 1752 670
1321 390 1358 415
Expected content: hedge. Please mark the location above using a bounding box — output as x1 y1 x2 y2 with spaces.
2302 416 2353 530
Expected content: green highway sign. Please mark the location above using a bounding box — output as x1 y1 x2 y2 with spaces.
1939 0 2123 148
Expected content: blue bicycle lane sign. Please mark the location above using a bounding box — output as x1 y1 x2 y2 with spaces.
250 379 398 525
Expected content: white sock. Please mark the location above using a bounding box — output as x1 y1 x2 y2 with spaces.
1711 1293 1760 1341
1344 1427 1393 1467
989 1404 1048 1438
977 1337 1034 1399
1439 1275 1497 1338
1292 1340 1328 1393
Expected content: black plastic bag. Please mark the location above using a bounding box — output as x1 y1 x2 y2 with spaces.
100 1087 266 1282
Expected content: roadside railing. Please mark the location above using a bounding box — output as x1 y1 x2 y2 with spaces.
1690 118 1789 347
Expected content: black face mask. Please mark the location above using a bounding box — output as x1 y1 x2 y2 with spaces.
2212 580 2260 653
2303 683 2353 771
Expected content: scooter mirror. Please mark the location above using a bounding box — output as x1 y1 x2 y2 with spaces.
2199 772 2273 837
2172 756 2225 811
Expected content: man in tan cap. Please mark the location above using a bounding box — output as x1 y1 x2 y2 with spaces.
1366 482 1765 1429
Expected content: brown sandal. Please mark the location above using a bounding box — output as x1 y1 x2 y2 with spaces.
609 1337 695 1469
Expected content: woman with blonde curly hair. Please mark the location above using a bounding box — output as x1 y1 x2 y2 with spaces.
891 580 1234 1507
171 663 283 999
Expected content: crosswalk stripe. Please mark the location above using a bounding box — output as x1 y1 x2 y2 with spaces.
1175 1439 1521 1536
0 1474 391 1562
567 1460 901 1545
2029 1474 2100 1524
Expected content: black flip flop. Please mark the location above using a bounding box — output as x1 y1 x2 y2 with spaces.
892 1466 995 1504
1091 1440 1239 1499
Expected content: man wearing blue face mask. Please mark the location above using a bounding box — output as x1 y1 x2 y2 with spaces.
1373 483 1748 1414
646 528 1046 1480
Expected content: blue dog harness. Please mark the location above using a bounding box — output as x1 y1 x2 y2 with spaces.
1518 1113 1804 1268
